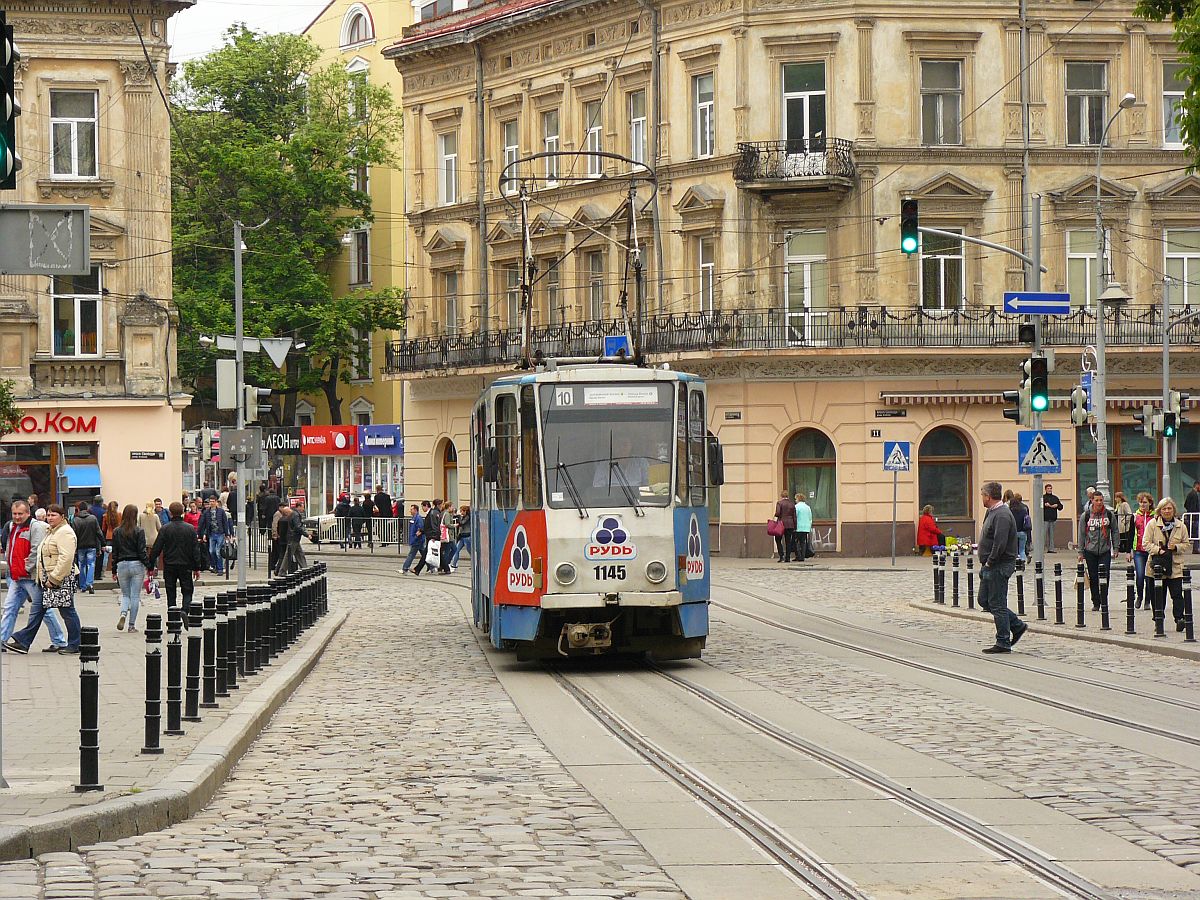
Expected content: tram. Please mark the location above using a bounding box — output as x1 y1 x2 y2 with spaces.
470 361 722 660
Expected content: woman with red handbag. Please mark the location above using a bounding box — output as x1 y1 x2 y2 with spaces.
771 492 797 562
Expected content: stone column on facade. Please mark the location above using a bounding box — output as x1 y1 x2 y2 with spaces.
561 68 575 153
119 59 157 295
856 166 878 304
1126 23 1149 146
410 105 424 213
855 19 876 145
732 27 748 144
1003 166 1024 291
736 194 754 311
657 42 671 165
1028 24 1047 143
473 89 488 202
1003 21 1022 145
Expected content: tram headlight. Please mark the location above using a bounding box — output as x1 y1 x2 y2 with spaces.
555 562 577 585
645 560 668 584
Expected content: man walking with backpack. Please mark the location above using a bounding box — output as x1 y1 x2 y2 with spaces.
412 500 441 575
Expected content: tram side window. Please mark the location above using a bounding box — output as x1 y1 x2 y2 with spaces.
688 389 707 506
473 405 487 501
675 383 689 504
495 394 519 509
520 385 542 509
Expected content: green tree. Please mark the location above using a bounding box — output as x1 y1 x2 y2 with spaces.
0 379 22 435
171 27 405 424
1138 0 1200 163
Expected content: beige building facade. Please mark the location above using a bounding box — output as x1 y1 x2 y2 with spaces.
383 0 1200 554
0 1 191 511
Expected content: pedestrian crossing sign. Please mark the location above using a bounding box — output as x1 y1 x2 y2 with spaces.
883 441 911 472
1017 429 1062 474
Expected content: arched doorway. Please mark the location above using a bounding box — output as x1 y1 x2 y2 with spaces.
919 426 973 537
442 440 459 506
783 429 837 534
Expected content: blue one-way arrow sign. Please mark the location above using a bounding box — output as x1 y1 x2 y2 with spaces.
1004 291 1072 315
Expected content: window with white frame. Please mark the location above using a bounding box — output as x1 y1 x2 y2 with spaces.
438 130 458 205
1164 62 1186 148
920 60 962 146
584 100 603 176
698 237 716 312
542 110 559 184
341 6 374 47
501 119 519 195
295 401 315 427
350 151 368 193
784 230 829 320
50 90 98 178
349 229 370 285
783 62 826 152
350 327 372 381
419 0 452 20
1066 228 1110 306
629 90 647 165
1066 61 1107 146
920 229 965 310
587 250 605 319
51 267 101 357
349 398 374 426
504 265 520 329
444 270 461 333
1165 229 1200 306
349 70 369 122
544 258 562 324
693 73 715 158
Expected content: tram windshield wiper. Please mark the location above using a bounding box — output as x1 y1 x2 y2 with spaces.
554 440 588 519
607 434 645 517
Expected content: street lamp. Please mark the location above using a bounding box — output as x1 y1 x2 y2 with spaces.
1091 91 1136 502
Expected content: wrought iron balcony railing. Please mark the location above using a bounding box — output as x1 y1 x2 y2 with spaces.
383 305 1200 375
733 139 857 183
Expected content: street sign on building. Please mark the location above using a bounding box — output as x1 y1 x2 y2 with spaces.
1017 429 1062 474
1002 292 1072 316
883 441 911 472
0 204 90 275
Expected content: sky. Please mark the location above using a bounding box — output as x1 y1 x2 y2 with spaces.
169 0 331 64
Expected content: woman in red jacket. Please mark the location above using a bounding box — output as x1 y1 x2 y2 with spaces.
917 505 945 554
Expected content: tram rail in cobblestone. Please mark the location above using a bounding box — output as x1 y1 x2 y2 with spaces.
711 581 1200 750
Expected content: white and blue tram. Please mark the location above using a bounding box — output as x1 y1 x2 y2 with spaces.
470 362 723 660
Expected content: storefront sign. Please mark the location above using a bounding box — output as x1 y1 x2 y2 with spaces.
358 424 404 456
130 451 165 460
14 412 98 434
262 427 302 455
300 425 358 456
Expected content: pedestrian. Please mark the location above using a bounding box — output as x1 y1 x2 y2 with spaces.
153 498 170 527
139 501 161 548
111 503 151 633
373 487 392 546
348 496 367 548
794 492 813 561
88 494 106 523
149 501 202 621
1129 492 1156 609
101 500 120 573
273 506 306 575
256 484 280 538
450 503 472 571
71 500 103 595
1 500 68 652
772 491 797 562
1114 491 1134 554
976 481 1028 654
1077 490 1118 612
917 504 945 555
1185 480 1200 552
399 503 425 574
199 496 232 575
334 494 352 549
1008 492 1032 562
1143 497 1191 631
269 503 287 574
361 492 375 547
6 504 82 655
439 500 457 574
1042 483 1064 552
183 498 202 530
413 500 441 575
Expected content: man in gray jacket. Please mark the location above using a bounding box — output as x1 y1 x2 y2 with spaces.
977 480 1028 654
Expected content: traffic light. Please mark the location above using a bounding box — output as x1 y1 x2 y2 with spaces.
200 426 212 461
1169 390 1187 416
900 198 919 254
1 13 20 191
1018 323 1036 344
1132 404 1157 440
1070 385 1088 426
1003 360 1032 425
1163 411 1178 439
1029 355 1049 413
244 386 272 423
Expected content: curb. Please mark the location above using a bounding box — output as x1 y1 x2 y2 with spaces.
909 599 1200 662
0 609 348 861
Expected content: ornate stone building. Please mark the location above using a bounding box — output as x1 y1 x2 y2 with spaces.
382 0 1199 554
0 1 191 510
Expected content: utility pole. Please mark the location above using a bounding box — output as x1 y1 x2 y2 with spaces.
1029 195 1045 570
234 220 248 593
1163 276 1172 502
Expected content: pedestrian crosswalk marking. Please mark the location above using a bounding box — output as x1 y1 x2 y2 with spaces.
1021 432 1059 469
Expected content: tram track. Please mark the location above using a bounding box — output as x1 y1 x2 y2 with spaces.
710 578 1200 750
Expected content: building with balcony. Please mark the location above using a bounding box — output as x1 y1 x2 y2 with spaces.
0 1 192 512
383 0 1200 554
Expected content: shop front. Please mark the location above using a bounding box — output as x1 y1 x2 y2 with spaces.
0 400 184 513
260 424 404 515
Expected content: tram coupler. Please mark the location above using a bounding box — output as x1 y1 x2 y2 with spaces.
561 620 616 654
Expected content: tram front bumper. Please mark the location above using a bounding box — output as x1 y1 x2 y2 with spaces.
540 591 683 609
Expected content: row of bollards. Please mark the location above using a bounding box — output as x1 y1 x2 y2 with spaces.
72 564 329 791
933 551 1195 644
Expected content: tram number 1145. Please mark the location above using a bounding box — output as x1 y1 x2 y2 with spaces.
593 565 626 581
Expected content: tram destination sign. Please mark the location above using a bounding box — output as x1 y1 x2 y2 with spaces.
0 204 91 275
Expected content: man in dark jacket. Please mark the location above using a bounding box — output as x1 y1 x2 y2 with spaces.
348 497 367 549
413 500 441 575
199 498 232 575
360 493 375 547
150 502 202 620
89 495 106 523
978 480 1028 654
373 489 392 546
334 494 352 549
1042 484 1064 553
257 486 280 535
71 501 104 594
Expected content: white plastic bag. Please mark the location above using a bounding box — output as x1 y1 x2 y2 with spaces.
424 539 441 568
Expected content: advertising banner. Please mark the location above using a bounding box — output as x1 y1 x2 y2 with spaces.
262 427 302 456
358 424 404 456
300 425 358 456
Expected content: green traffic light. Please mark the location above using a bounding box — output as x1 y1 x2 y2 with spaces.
901 236 918 254
1031 395 1049 412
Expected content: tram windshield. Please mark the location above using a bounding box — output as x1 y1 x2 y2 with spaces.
539 382 674 509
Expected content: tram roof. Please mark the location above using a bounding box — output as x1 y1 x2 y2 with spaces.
489 364 701 389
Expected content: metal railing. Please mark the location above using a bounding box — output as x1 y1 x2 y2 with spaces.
383 305 1200 375
733 138 857 182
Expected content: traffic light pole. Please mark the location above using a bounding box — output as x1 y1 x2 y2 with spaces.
1029 195 1045 571
234 220 247 593
1163 276 1171 502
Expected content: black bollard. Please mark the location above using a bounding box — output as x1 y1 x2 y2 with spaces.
951 553 960 607
966 555 976 609
293 571 304 641
1035 561 1045 620
215 593 229 699
141 614 164 755
1184 567 1196 644
1053 562 1065 625
931 555 940 603
318 563 327 615
1075 561 1086 627
165 604 184 735
201 596 218 709
1125 564 1136 636
74 627 103 792
1015 560 1026 617
1099 560 1111 631
234 588 247 679
250 584 268 670
270 579 283 658
1153 569 1167 637
183 603 203 722
227 591 241 691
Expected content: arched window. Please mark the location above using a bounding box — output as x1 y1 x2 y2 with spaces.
783 428 836 522
442 439 459 506
919 427 972 518
340 5 374 48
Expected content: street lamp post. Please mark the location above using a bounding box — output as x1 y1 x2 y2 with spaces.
233 221 247 593
1092 91 1136 502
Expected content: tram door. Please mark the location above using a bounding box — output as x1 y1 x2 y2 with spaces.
471 399 492 631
